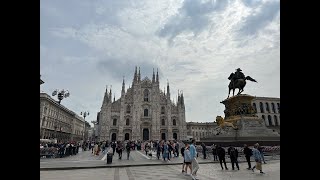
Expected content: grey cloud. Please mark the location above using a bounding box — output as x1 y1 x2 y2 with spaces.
158 0 230 40
96 57 159 82
238 1 279 36
241 0 261 7
41 0 134 30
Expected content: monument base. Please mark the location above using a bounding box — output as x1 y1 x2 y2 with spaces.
202 116 280 146
202 94 280 146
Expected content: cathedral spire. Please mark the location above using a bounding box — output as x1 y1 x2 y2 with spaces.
122 76 125 96
156 68 159 83
134 66 137 82
102 85 109 105
138 67 141 82
152 68 155 83
167 79 170 98
181 91 184 106
109 85 112 100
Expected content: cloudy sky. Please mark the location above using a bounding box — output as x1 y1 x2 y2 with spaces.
40 0 280 126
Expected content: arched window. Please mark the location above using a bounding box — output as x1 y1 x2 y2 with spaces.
113 119 117 126
260 102 264 113
126 118 129 126
144 89 149 102
253 103 257 112
144 109 148 117
262 115 265 120
173 119 176 126
277 103 280 113
265 103 270 113
161 106 165 114
268 115 272 126
126 105 131 113
161 119 165 126
274 115 278 126
271 103 276 113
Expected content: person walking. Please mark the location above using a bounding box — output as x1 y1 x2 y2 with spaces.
181 143 186 173
117 141 123 160
201 143 207 159
243 144 253 169
175 141 180 157
156 142 161 160
217 145 228 170
212 144 218 161
252 143 265 174
258 145 267 164
190 139 199 180
183 143 192 175
228 146 239 170
163 142 169 161
126 141 131 160
112 142 116 155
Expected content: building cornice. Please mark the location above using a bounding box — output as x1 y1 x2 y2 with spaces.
40 93 84 122
253 96 280 101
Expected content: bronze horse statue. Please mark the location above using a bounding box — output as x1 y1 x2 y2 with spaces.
227 73 257 98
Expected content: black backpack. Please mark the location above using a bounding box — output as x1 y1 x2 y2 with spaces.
230 148 236 157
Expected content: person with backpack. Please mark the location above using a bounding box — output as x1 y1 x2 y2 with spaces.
157 141 162 160
111 142 116 155
212 144 218 161
201 143 207 159
243 144 253 169
126 141 131 160
181 144 186 173
175 141 180 157
252 143 264 174
116 141 123 160
217 145 228 170
228 146 239 170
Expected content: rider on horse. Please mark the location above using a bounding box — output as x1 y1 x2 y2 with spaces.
232 68 245 86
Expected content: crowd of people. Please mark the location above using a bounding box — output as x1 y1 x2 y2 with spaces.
40 141 81 158
41 138 276 179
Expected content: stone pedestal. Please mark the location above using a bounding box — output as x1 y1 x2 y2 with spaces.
201 94 279 146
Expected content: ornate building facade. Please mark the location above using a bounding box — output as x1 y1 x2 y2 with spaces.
98 67 187 142
40 93 85 142
252 97 280 133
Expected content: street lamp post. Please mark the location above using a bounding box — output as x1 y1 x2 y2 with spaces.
80 111 89 144
52 89 70 104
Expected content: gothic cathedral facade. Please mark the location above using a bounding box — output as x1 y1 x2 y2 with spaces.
98 67 187 142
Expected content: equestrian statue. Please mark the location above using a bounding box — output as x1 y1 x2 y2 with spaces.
227 68 257 98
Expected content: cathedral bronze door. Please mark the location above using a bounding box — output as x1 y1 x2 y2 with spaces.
161 133 166 140
173 133 177 140
143 128 149 140
111 133 116 141
125 133 129 140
